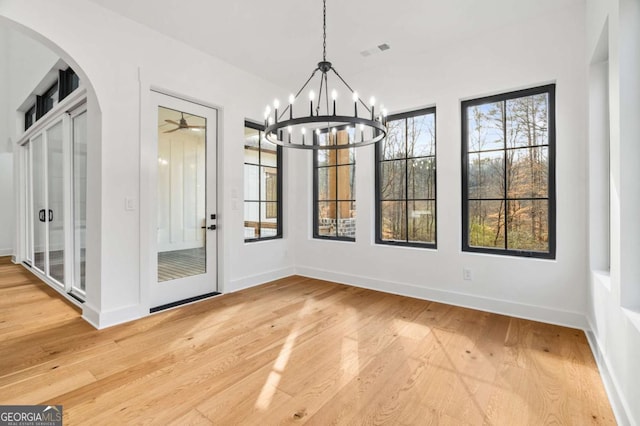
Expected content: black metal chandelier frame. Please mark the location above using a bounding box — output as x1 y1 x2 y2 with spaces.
263 0 387 150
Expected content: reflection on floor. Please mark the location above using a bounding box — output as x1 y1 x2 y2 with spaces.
158 247 206 282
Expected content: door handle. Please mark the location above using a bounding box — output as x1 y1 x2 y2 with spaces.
201 225 217 230
48 209 53 222
39 209 45 222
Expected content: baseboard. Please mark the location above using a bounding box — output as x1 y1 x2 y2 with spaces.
585 322 634 426
82 303 145 329
0 248 13 256
295 266 589 330
228 266 296 293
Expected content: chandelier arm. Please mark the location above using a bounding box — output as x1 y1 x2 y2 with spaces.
316 71 325 117
277 68 320 122
330 67 372 113
324 73 331 142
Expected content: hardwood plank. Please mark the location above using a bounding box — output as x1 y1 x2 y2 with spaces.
0 260 616 425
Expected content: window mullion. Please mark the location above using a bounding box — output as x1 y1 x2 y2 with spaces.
404 118 409 243
502 101 508 250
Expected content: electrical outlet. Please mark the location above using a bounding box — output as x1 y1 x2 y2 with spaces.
463 268 472 281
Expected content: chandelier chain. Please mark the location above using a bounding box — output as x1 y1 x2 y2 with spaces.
322 0 327 62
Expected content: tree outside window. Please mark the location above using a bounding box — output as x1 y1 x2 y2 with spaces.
376 108 436 248
462 85 556 258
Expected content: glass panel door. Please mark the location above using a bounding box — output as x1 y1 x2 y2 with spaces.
25 143 33 265
72 110 87 293
151 92 217 308
156 106 207 282
32 134 46 273
47 121 65 285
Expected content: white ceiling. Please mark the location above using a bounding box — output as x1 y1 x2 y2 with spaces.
87 0 582 90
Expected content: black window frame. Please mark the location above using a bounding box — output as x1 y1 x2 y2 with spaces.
312 126 356 242
59 67 79 101
25 67 80 132
24 104 36 131
243 120 283 242
36 81 59 120
461 84 556 259
375 107 437 249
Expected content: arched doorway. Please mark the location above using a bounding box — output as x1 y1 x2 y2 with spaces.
0 14 102 312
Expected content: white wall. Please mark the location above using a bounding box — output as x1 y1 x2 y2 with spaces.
0 25 58 256
291 2 589 328
0 0 294 327
587 0 640 424
0 26 11 256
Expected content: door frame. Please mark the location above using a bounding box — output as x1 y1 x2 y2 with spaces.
15 89 88 305
140 86 223 313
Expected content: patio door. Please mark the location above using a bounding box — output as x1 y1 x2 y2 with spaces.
150 92 218 309
24 103 87 297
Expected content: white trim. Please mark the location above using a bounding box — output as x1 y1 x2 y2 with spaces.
20 262 82 309
295 266 589 329
228 266 296 293
585 324 634 426
16 87 87 147
139 76 223 311
0 249 13 256
82 302 145 330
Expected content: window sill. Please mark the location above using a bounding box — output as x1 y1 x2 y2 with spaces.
375 242 437 251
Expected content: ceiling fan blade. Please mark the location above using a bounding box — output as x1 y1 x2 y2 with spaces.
163 127 181 133
165 119 180 125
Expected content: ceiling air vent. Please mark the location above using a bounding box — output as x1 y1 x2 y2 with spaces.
360 43 391 57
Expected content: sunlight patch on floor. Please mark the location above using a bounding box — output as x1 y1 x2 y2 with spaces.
255 299 312 410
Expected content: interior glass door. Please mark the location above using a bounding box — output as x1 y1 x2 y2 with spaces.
24 142 33 265
151 92 218 308
32 134 46 273
47 121 65 285
72 109 88 293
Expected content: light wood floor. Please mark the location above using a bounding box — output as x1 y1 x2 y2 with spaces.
0 257 615 425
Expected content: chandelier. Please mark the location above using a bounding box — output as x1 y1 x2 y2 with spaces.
263 0 388 150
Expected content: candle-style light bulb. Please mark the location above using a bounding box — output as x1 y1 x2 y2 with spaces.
353 92 359 117
370 96 376 107
268 116 273 125
359 123 365 141
315 128 321 135
287 126 292 143
331 89 338 115
288 94 295 119
331 127 337 134
273 99 280 123
301 127 306 145
370 96 376 120
309 91 315 116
